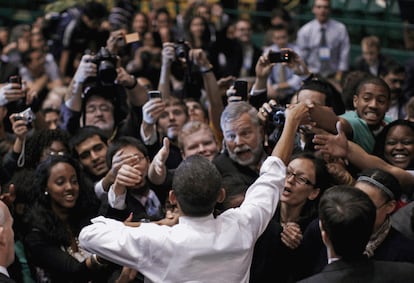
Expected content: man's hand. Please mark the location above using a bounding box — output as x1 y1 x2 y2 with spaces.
313 121 348 159
255 54 274 79
0 82 26 106
73 54 97 84
284 48 310 76
161 42 175 66
116 67 136 89
0 184 16 208
142 98 165 125
153 137 170 176
9 113 29 141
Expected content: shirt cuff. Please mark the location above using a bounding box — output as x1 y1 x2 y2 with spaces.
140 123 158 145
94 179 108 201
108 185 127 210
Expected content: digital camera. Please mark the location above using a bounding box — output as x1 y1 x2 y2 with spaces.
90 47 118 86
174 40 190 60
14 107 36 125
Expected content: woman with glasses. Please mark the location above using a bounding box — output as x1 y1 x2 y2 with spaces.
298 168 414 280
251 151 335 283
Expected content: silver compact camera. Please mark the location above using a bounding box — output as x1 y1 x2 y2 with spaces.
14 108 36 125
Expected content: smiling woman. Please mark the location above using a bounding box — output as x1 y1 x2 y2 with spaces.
22 155 108 283
373 119 414 170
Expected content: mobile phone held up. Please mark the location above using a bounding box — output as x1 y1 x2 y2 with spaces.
147 90 162 100
268 50 291 63
233 80 248 101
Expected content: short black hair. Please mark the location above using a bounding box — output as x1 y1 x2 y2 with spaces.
319 185 376 260
380 60 405 77
172 155 222 216
355 76 390 99
69 126 108 158
106 136 148 168
298 75 345 115
83 1 108 21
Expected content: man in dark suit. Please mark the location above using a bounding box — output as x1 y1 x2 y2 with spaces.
0 200 16 283
298 185 414 283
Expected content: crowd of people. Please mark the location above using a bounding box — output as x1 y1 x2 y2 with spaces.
0 0 414 282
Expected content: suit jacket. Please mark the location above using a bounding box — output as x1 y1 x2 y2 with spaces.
298 258 414 283
0 272 16 283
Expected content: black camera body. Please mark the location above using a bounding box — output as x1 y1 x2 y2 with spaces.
268 50 291 63
90 47 118 86
174 40 190 60
269 105 286 126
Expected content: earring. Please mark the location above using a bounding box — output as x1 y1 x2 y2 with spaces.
44 191 49 195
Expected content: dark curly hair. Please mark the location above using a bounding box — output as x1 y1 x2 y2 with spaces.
24 129 70 169
25 155 99 246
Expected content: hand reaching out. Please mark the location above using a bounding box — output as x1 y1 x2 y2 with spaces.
153 137 170 176
313 121 348 159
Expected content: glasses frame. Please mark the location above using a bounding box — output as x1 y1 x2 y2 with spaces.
286 169 315 186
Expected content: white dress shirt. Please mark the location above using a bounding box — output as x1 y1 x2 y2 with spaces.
79 156 286 283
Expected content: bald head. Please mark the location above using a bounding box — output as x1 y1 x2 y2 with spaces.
0 200 14 267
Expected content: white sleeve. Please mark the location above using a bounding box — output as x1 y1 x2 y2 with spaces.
236 156 286 238
94 179 108 201
107 185 127 210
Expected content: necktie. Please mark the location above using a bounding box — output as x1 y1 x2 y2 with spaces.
320 27 327 46
278 64 286 83
145 194 160 218
319 27 329 76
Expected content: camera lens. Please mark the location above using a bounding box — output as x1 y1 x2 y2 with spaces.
98 60 117 85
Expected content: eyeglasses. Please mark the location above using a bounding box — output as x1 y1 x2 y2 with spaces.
85 104 113 114
286 169 315 186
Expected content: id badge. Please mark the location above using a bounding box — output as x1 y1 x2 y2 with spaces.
319 47 330 61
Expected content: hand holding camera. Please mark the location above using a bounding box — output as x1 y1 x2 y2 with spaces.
9 109 33 140
161 42 176 66
73 55 97 84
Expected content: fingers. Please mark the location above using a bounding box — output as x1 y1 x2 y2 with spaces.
116 165 143 187
281 223 303 249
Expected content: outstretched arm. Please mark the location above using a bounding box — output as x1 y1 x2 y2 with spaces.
313 121 414 193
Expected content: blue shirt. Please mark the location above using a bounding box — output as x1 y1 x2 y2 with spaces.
297 19 350 76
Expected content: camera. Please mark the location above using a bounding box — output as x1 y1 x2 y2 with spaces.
268 50 291 63
174 40 190 60
90 47 118 86
269 104 286 126
13 107 35 125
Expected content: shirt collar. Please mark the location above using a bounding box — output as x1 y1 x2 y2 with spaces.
0 266 9 278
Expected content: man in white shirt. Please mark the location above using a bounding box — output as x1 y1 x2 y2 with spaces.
79 99 310 282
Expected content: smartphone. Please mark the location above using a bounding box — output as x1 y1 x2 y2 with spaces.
233 80 248 101
148 90 162 99
268 50 291 63
9 75 22 86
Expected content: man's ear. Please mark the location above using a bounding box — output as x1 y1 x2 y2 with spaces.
169 190 177 205
319 220 330 247
216 188 226 203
